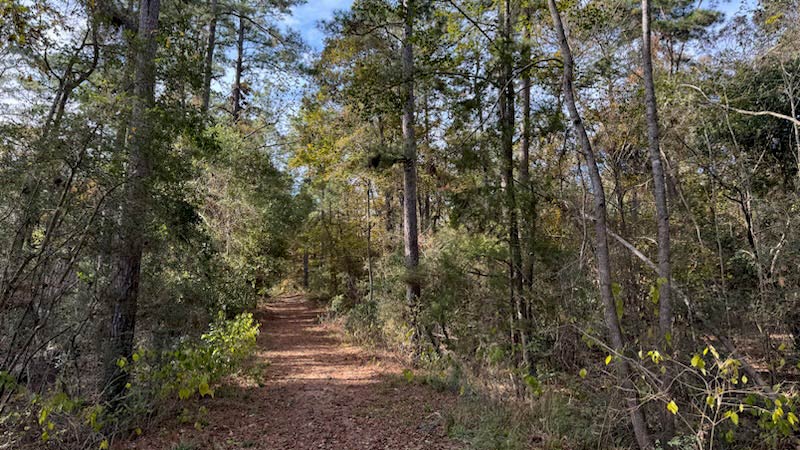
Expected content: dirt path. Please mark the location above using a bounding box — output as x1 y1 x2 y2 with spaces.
127 294 462 450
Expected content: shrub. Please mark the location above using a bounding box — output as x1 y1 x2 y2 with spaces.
0 312 260 449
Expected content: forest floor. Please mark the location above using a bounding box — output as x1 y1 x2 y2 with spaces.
124 294 463 450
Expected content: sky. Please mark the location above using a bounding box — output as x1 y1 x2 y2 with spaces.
281 0 355 51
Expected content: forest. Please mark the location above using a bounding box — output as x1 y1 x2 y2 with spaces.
0 0 799 448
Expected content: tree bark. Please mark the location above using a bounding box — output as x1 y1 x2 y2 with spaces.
201 0 217 115
401 0 421 338
232 15 245 122
520 7 536 292
641 0 675 439
545 1 652 447
103 0 160 406
499 0 529 378
302 247 309 289
366 180 374 303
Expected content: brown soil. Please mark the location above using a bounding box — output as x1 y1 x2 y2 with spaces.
124 294 463 450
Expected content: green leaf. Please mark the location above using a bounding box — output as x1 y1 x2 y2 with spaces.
611 282 621 300
198 381 213 397
691 354 705 373
579 368 587 378
178 387 192 400
724 429 734 443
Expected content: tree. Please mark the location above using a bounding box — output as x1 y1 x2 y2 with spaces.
641 0 674 438
401 0 422 338
545 0 652 446
103 0 162 405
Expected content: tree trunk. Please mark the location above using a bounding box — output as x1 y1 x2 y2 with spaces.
545 1 652 447
519 7 536 292
302 247 309 289
201 0 217 115
641 0 675 439
232 16 245 122
366 180 374 303
103 0 160 406
499 0 529 378
401 0 421 339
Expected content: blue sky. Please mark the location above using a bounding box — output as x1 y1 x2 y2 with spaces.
282 0 355 51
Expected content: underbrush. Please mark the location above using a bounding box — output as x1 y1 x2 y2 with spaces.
399 361 617 450
0 312 260 449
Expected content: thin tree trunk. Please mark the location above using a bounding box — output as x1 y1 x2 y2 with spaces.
232 16 245 121
103 0 160 406
545 1 652 447
520 6 535 292
401 0 421 340
366 180 374 303
641 0 675 437
302 247 309 289
201 0 217 115
499 0 528 378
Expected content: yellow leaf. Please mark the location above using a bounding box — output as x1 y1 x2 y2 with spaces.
772 407 784 423
787 412 798 426
579 368 587 378
765 12 783 25
99 439 109 449
666 400 679 415
605 355 612 365
729 412 739 426
741 375 748 384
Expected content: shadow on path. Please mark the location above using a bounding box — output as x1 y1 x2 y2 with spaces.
125 294 462 450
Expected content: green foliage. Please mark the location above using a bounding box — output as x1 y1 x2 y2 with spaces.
0 313 259 449
129 312 260 404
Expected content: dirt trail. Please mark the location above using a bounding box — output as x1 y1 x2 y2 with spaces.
127 294 462 450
